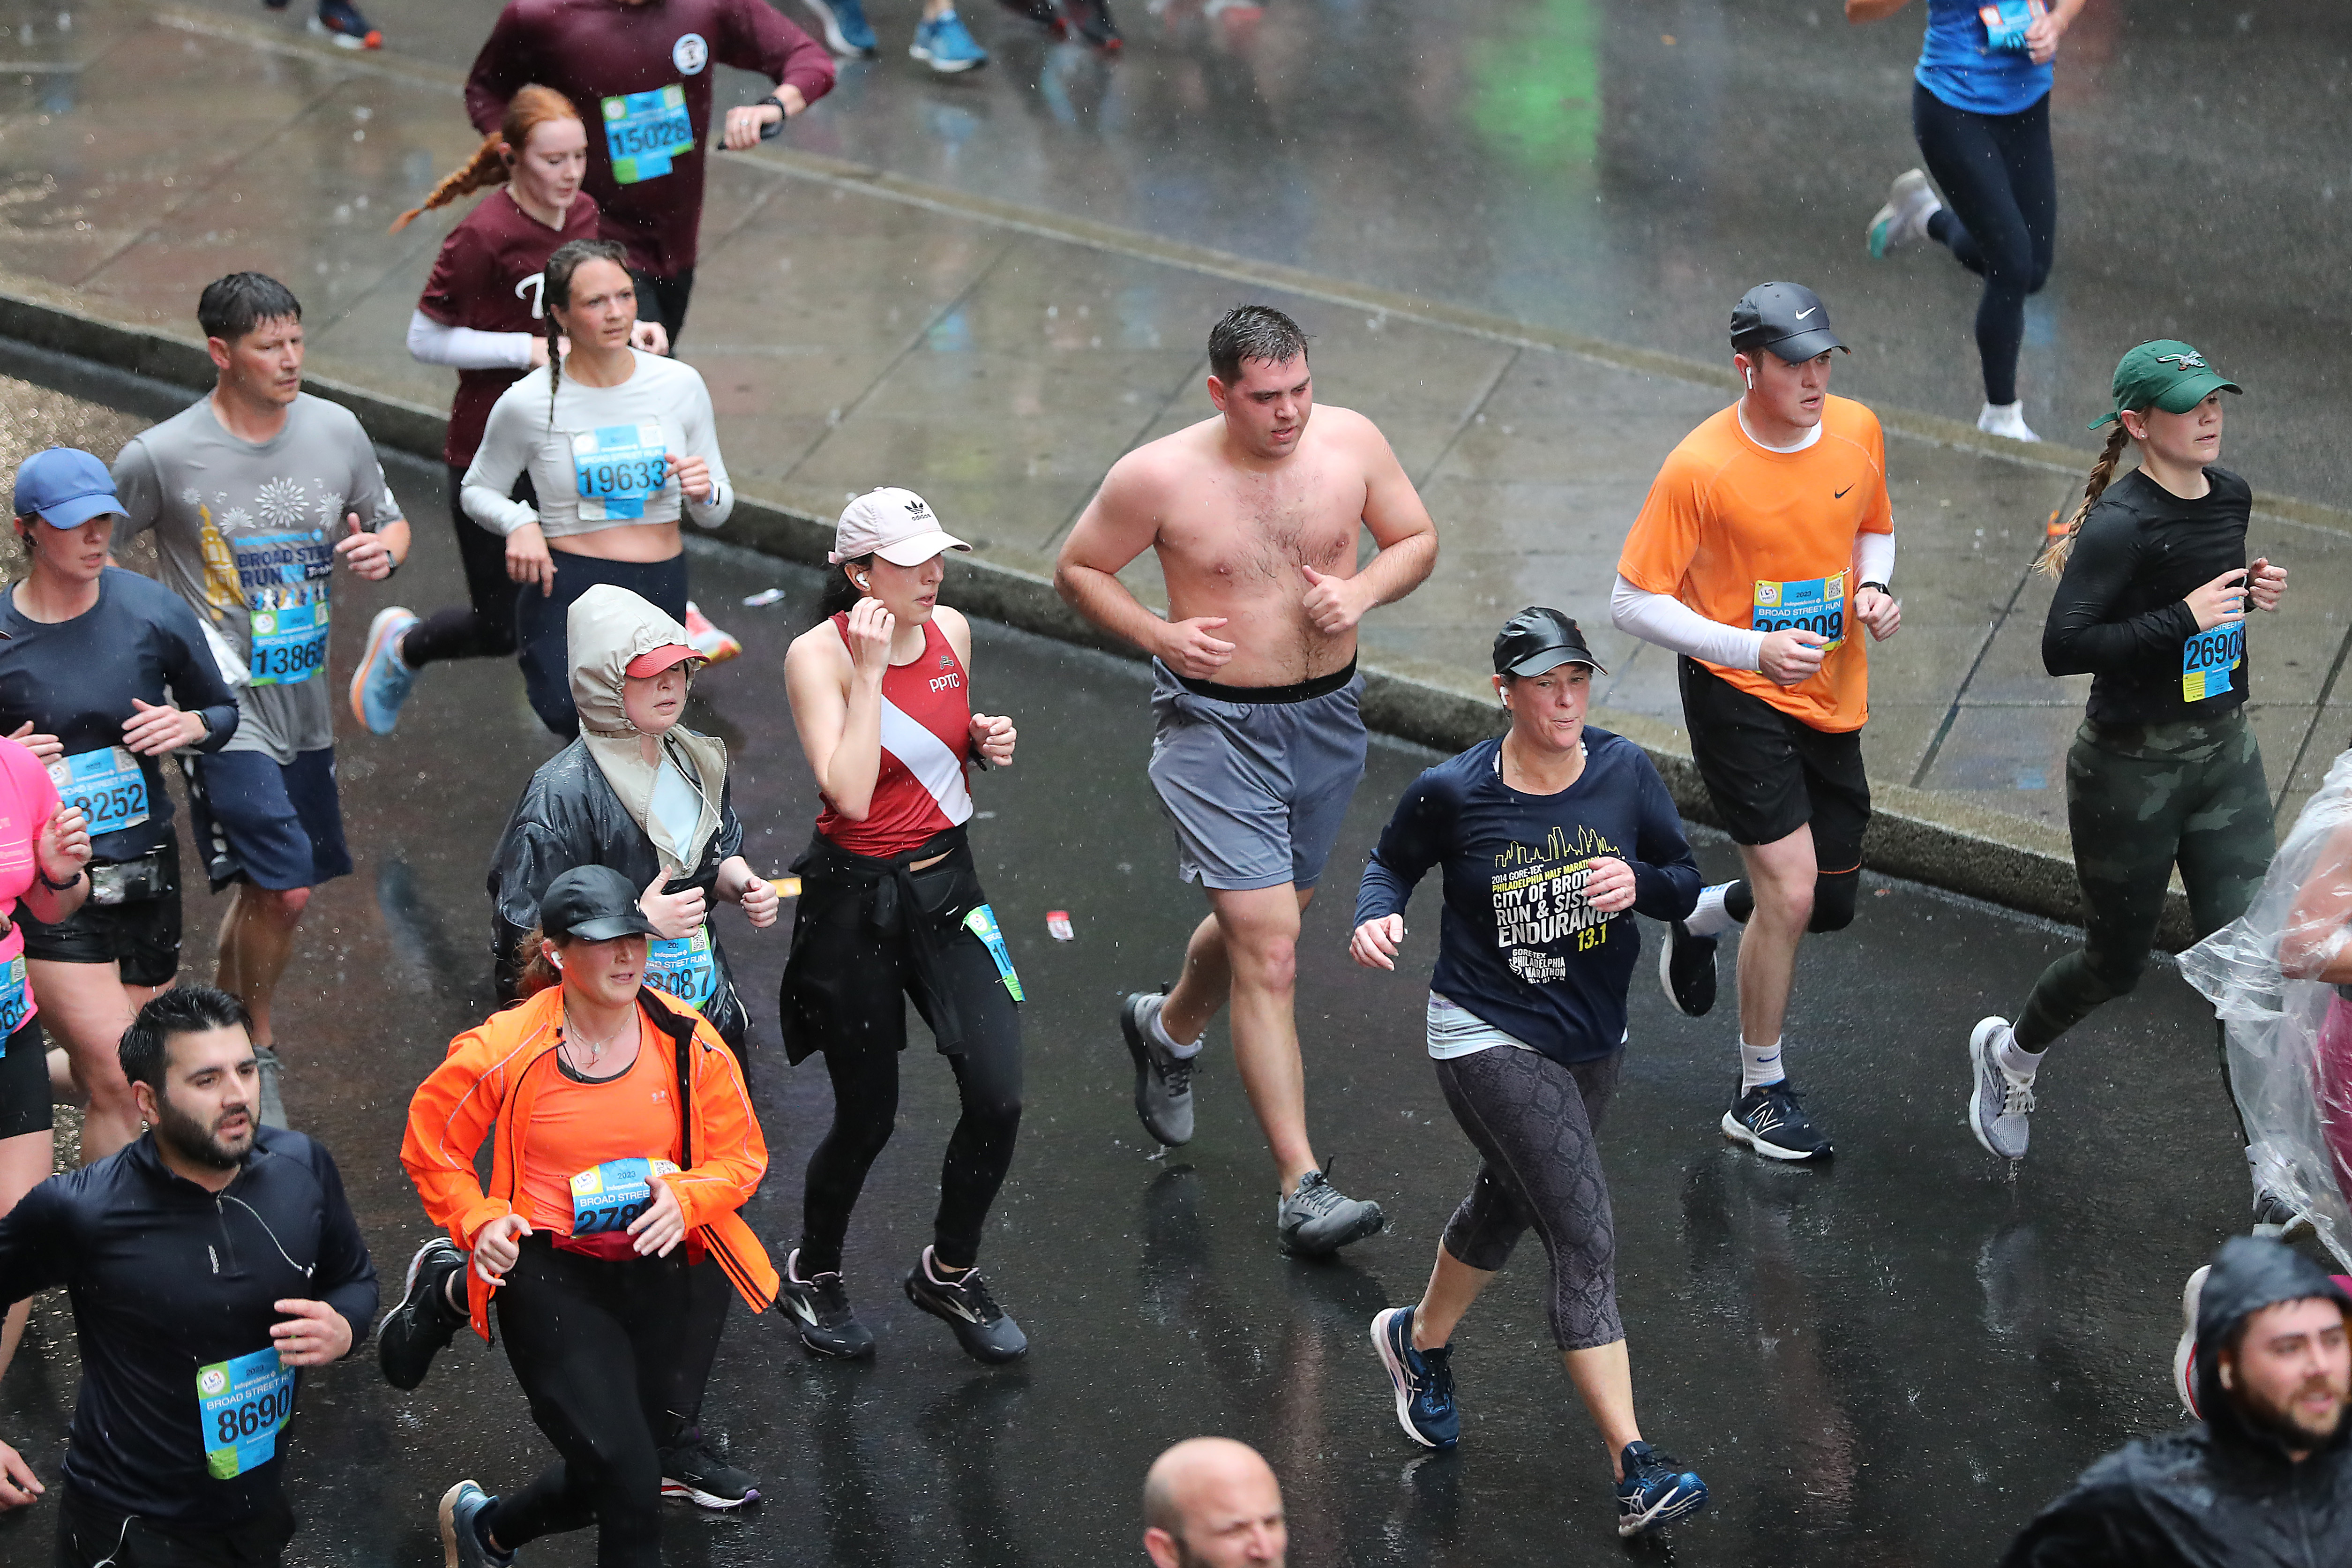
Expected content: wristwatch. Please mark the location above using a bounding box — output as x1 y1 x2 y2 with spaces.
1859 580 1890 597
760 94 790 140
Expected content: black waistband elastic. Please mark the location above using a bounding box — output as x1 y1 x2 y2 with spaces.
1172 658 1357 705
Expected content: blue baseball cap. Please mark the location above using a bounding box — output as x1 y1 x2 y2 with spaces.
12 448 123 529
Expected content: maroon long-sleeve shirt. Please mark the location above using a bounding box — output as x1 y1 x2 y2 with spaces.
464 0 832 280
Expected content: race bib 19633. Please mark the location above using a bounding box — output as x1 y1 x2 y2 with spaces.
572 424 669 523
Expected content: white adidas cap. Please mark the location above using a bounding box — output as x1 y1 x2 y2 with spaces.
830 487 972 567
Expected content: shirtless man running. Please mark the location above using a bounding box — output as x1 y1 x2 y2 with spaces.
1055 304 1438 1255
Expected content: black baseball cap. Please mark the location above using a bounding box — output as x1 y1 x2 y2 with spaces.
1730 281 1848 365
1493 607 1607 678
540 864 661 943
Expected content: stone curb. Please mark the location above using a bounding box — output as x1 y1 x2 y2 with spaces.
0 280 2192 942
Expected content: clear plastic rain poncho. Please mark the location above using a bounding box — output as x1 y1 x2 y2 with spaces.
2180 747 2352 1269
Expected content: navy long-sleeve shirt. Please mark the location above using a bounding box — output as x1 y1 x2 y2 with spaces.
0 1128 376 1526
1356 728 1700 1065
2043 466 2253 727
0 567 237 862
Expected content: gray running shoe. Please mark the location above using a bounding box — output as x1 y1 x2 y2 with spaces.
1275 1168 1383 1256
2252 1190 2315 1242
1967 1016 2033 1162
255 1047 287 1129
1120 990 1195 1147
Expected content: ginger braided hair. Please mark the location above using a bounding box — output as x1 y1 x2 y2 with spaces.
2036 424 2134 579
389 84 583 233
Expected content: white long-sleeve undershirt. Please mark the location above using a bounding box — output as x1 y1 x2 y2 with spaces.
406 309 536 372
1610 532 1898 669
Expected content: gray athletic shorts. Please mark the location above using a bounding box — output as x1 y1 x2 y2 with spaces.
1146 659 1368 893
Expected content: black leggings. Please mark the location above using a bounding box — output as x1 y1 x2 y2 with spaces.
628 268 696 343
404 465 524 668
1912 83 2055 407
1435 1045 1623 1353
515 551 689 738
795 919 1023 1275
483 1240 716 1568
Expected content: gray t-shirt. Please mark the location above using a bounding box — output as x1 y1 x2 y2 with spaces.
112 393 402 764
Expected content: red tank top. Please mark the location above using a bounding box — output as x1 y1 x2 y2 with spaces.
816 615 974 857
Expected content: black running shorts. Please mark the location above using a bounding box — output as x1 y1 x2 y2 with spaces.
1678 656 1871 873
21 846 184 989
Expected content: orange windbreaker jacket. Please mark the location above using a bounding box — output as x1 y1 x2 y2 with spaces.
399 983 778 1340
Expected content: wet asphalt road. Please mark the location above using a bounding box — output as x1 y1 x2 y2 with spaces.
0 351 2270 1566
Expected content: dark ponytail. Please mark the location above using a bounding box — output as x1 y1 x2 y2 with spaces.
818 555 874 621
540 236 630 432
514 923 565 997
2036 424 2133 580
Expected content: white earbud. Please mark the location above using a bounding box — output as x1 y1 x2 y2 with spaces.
1745 367 1756 390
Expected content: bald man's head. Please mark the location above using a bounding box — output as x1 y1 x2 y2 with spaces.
1143 1438 1286 1568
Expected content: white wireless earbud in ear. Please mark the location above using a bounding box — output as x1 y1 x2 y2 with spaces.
858 576 870 591
1745 367 1756 390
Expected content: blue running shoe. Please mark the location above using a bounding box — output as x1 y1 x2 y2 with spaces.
1615 1441 1708 1538
911 9 989 71
308 0 380 48
1370 1306 1458 1449
801 0 877 57
438 1480 515 1568
351 607 420 736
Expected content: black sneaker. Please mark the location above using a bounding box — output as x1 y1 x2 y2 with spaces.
379 1237 465 1391
659 1437 760 1509
903 1246 1028 1364
2253 1189 2315 1242
993 0 1067 35
776 1247 876 1359
1722 1080 1832 1162
1657 919 1718 1018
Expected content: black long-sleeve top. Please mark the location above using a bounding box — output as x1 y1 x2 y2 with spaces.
1355 729 1700 1065
2043 466 2254 727
0 567 237 862
0 1129 376 1525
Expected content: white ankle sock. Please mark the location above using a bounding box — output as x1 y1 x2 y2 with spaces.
1684 882 1738 938
1739 1038 1784 1091
1145 995 1203 1059
1994 1029 2044 1082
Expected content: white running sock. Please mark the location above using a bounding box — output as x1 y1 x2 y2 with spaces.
1684 882 1738 938
1739 1037 1784 1091
1144 994 1203 1059
1994 1028 2044 1083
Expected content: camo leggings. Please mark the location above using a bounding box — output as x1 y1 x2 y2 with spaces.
1436 1044 1624 1352
2016 713 2275 1054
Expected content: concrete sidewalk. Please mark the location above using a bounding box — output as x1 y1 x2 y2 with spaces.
2 0 2348 922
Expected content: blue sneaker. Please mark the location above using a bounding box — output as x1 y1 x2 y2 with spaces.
1370 1306 1458 1449
1615 1441 1708 1538
350 607 420 736
438 1480 516 1568
911 9 989 72
801 0 876 57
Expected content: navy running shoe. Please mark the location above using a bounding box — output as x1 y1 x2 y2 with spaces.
904 1246 1027 1363
309 0 381 48
1615 1441 1708 1538
379 1237 465 1390
1723 1079 1832 1162
1370 1306 1458 1448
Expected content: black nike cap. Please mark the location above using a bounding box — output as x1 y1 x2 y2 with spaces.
540 864 661 943
1730 281 1848 365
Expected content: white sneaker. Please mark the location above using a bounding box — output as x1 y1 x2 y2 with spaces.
1966 1016 2033 1162
2173 1263 2209 1418
1977 401 2040 443
1866 168 1940 258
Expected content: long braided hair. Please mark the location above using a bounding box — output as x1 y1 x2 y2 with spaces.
2035 424 2135 579
389 85 583 233
539 238 631 431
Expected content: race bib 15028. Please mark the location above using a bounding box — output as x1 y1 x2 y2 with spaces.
602 85 693 183
1751 571 1846 651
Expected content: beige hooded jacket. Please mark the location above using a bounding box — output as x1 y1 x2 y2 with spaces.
566 584 731 874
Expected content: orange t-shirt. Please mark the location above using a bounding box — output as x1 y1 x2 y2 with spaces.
516 1013 683 1254
1617 396 1894 733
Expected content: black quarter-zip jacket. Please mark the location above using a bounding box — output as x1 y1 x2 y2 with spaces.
0 1126 376 1526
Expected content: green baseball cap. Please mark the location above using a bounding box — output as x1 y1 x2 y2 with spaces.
2089 339 2241 429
